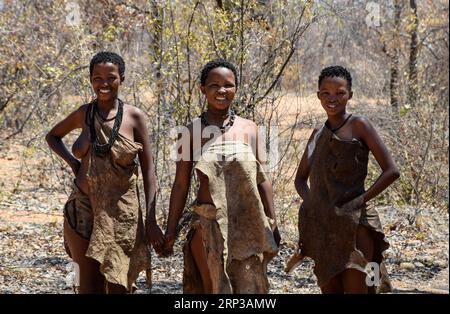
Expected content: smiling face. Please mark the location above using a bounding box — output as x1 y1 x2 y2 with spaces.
200 67 236 111
90 62 123 103
317 76 353 117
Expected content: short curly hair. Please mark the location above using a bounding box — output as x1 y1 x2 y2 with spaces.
318 66 352 90
89 51 125 80
200 59 238 87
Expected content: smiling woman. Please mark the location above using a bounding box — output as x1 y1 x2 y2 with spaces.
45 51 164 294
162 59 280 294
293 65 400 294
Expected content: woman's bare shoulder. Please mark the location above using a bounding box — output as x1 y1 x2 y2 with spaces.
350 114 371 126
350 115 374 131
66 103 90 126
125 104 144 119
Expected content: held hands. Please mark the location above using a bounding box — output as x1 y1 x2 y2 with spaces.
146 221 166 256
161 232 176 257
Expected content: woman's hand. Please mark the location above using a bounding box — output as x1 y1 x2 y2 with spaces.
335 194 365 216
161 233 176 257
146 221 166 255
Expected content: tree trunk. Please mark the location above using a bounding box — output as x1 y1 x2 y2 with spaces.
390 0 402 109
408 0 419 107
150 0 164 178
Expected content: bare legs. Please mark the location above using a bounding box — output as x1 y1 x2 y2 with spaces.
189 227 213 293
320 225 375 294
63 219 127 294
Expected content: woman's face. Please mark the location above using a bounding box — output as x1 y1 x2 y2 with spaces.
200 67 236 111
90 62 122 103
317 76 352 117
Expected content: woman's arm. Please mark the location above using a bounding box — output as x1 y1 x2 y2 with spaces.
294 128 319 202
257 182 276 225
163 159 193 256
254 124 276 220
162 127 194 256
353 116 400 203
294 128 320 248
45 105 86 175
257 181 281 246
133 107 165 253
254 123 280 245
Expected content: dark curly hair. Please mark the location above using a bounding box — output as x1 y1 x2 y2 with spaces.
318 65 352 90
200 59 238 87
89 51 125 81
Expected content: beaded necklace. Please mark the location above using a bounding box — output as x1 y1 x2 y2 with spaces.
200 109 236 133
88 98 124 156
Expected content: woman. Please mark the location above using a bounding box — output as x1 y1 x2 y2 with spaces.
46 51 164 293
162 59 280 294
293 65 400 293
